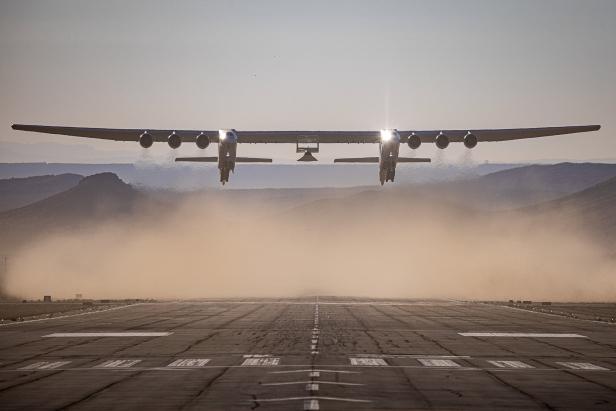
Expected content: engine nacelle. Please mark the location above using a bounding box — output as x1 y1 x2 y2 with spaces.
139 132 153 148
196 133 210 149
435 133 449 149
464 133 478 149
168 133 181 149
407 133 421 149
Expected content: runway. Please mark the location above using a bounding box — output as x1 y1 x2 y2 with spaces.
1 298 615 410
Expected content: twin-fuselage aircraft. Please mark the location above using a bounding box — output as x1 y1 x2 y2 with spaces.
11 124 601 185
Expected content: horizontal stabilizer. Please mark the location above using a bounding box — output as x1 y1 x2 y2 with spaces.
175 157 218 162
235 157 272 163
334 157 379 163
397 157 431 163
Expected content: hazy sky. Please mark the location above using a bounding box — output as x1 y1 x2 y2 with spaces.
1 0 615 164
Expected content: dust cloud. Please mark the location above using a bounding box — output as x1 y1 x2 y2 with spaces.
5 192 616 301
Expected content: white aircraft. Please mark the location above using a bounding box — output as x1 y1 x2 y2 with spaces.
11 124 600 185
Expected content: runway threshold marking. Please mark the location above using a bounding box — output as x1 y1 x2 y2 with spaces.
242 357 280 366
350 358 388 366
270 369 359 374
19 361 71 370
43 332 171 338
96 359 141 368
167 359 210 368
459 332 587 338
352 354 470 359
418 359 460 367
304 399 319 410
262 381 363 387
556 362 609 371
488 360 534 369
256 396 371 404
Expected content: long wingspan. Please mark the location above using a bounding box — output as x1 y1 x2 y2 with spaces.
12 124 600 144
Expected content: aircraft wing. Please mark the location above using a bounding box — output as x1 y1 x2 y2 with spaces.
11 124 600 144
398 125 601 143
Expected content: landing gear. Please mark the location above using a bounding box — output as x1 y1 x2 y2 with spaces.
219 165 231 185
379 162 396 185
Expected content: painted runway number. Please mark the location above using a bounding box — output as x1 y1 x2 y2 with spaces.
167 359 210 368
242 357 280 366
350 358 388 366
418 359 460 367
96 359 141 368
20 361 71 370
488 360 534 369
557 362 609 371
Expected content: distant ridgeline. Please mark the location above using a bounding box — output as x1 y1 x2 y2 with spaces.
0 162 520 189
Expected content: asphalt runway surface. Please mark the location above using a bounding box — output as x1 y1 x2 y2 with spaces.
1 298 615 410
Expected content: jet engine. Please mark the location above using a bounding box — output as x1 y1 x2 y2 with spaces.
196 133 210 149
139 132 153 148
407 133 421 149
464 133 478 149
435 133 449 149
168 132 181 149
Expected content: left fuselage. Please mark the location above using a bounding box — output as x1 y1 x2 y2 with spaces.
218 129 238 184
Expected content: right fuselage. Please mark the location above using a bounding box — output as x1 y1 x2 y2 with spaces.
379 129 401 185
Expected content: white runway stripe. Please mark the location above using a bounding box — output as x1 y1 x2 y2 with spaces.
44 332 171 338
19 361 71 370
96 359 141 368
304 399 320 410
350 358 388 366
459 332 586 338
418 359 460 367
557 362 609 370
306 383 319 391
257 396 371 404
263 381 363 387
488 360 534 369
270 369 359 374
167 359 210 368
242 357 280 366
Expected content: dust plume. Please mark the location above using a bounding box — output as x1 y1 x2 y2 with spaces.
4 191 616 301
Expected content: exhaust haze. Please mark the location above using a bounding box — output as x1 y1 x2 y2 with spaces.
5 190 615 302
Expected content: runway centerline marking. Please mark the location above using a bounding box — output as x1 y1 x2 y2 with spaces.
306 383 319 391
242 357 280 366
488 360 534 369
459 332 587 338
167 359 210 368
43 332 171 338
350 358 388 366
96 359 141 368
556 362 609 370
19 361 71 370
418 359 460 367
